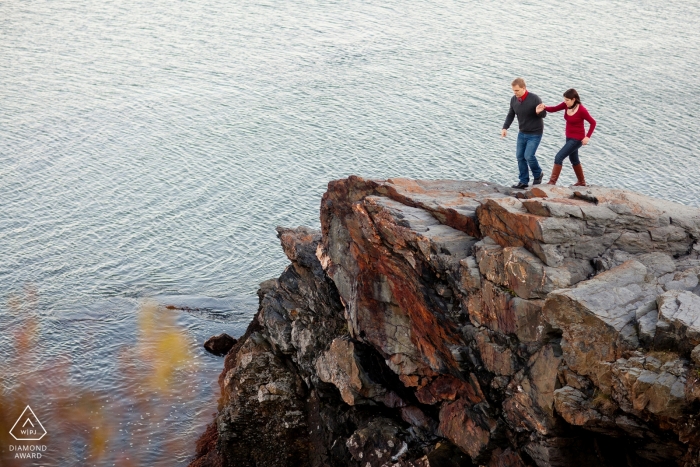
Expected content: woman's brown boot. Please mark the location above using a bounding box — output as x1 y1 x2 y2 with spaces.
547 164 563 185
572 163 586 186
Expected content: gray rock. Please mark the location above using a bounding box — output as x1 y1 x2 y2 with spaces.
611 356 689 418
655 290 700 351
636 252 677 277
544 260 662 389
501 246 591 299
614 415 648 438
664 267 700 292
475 239 506 286
214 331 312 466
258 306 293 353
636 300 659 348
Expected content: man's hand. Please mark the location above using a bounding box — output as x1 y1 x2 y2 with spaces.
536 103 546 114
582 137 590 145
501 129 507 138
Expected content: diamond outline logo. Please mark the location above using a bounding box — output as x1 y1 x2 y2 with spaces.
9 405 47 441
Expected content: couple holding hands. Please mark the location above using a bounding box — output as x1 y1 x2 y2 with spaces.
501 77 596 189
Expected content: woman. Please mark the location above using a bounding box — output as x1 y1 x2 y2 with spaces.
536 89 596 186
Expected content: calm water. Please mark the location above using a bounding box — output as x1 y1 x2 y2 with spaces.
1 0 699 464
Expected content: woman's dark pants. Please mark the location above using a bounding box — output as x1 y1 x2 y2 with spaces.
554 138 583 166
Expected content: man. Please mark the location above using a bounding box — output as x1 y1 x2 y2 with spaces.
501 78 547 189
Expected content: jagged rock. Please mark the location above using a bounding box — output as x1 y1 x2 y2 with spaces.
438 397 496 461
399 406 437 433
191 178 700 467
257 227 347 384
277 226 326 279
203 333 237 356
475 240 593 300
665 271 700 292
414 374 483 406
611 354 689 419
479 184 700 267
654 290 700 352
553 386 614 429
466 279 549 343
502 345 562 436
558 365 593 392
637 300 660 348
361 178 512 237
458 255 482 293
215 330 311 466
544 260 663 390
345 418 428 466
474 330 515 376
315 337 387 405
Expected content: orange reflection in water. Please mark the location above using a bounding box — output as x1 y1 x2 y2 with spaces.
1 290 205 466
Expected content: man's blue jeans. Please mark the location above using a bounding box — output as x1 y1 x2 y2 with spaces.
516 132 543 184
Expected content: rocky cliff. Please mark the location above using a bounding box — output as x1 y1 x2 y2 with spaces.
190 177 700 467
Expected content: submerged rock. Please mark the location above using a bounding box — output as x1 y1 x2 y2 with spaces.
191 177 700 467
203 333 237 356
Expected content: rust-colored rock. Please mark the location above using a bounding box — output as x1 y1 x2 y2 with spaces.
438 398 494 461
415 374 483 405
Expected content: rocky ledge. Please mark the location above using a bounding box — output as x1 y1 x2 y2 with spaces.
190 177 700 467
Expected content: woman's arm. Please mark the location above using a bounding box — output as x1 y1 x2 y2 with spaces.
544 102 566 113
583 108 597 137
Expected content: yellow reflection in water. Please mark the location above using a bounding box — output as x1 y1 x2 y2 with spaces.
0 292 200 466
137 300 194 392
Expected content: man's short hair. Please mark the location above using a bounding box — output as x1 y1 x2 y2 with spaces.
511 77 526 88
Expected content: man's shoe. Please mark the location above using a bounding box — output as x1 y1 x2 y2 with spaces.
511 182 529 189
533 173 544 185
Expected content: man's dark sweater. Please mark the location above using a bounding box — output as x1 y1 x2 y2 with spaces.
503 92 546 134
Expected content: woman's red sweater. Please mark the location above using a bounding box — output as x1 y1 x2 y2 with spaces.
545 103 597 140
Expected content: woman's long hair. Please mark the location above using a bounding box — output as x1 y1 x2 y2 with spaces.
563 88 581 107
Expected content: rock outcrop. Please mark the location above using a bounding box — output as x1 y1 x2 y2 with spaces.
190 177 700 467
